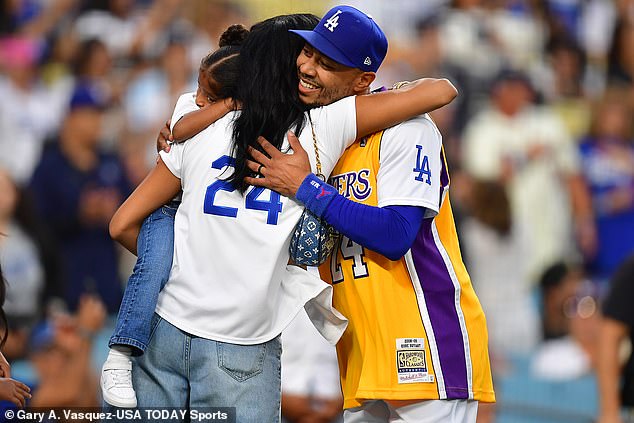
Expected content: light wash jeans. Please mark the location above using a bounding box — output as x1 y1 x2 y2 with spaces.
109 203 177 354
134 314 282 422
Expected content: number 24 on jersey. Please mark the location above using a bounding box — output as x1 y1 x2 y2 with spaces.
203 155 283 225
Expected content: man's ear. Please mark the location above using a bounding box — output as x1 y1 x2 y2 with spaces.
353 72 376 94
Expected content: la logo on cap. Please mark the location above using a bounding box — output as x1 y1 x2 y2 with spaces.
364 57 371 65
324 10 342 32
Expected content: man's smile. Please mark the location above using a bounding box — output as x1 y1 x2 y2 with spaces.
298 75 321 95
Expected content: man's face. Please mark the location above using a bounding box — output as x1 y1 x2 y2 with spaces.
296 44 363 107
493 80 533 116
70 107 103 144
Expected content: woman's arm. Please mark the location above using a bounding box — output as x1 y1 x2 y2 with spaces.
109 158 181 254
172 99 233 142
355 78 457 138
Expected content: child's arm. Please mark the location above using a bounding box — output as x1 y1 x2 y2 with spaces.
171 99 234 143
0 352 11 378
0 378 30 407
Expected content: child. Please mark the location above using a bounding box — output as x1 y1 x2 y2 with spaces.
100 24 248 408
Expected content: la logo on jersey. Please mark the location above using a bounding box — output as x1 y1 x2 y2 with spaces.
324 10 343 32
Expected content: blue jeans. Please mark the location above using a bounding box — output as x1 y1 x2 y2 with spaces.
133 314 282 422
109 203 178 354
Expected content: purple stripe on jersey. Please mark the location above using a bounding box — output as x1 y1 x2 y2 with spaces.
438 150 449 209
411 219 469 399
440 150 449 188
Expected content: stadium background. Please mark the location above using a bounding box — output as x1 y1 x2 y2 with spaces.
0 0 633 422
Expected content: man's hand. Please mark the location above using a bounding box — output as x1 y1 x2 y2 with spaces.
156 119 173 153
244 132 311 198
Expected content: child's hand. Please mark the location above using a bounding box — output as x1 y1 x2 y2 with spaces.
0 352 11 378
0 378 31 407
156 120 174 153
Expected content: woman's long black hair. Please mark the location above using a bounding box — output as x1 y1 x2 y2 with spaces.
228 13 320 193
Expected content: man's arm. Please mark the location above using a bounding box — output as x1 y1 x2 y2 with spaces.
597 317 628 423
245 134 425 259
355 78 457 139
298 174 426 260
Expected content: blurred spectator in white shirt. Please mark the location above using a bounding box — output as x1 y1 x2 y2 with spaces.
462 69 596 284
0 36 62 185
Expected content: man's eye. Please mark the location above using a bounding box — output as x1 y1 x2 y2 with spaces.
320 61 333 70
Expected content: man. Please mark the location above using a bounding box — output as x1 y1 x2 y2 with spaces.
245 7 495 422
29 83 131 314
111 9 456 422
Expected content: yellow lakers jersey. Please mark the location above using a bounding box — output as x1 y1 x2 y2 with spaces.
319 116 495 408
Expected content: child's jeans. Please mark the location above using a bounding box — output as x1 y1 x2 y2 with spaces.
108 202 178 355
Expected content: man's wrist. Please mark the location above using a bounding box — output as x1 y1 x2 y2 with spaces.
295 173 337 217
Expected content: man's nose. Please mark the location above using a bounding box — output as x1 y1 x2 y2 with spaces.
299 57 317 76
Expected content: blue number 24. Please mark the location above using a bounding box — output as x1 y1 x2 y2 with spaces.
203 155 282 225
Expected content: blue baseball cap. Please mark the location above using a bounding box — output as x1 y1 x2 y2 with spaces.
69 82 108 111
290 5 388 73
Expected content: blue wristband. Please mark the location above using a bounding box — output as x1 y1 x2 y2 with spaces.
297 173 427 260
295 173 338 217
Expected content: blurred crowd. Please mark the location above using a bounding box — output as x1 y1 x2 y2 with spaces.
0 0 633 421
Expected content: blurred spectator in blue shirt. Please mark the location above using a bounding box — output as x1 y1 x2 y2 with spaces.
28 83 132 314
578 87 634 285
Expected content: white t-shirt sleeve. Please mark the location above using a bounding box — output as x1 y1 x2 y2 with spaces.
169 92 198 132
308 96 357 176
159 141 185 179
377 115 443 215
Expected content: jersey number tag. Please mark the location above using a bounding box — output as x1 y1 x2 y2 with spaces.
203 155 282 224
413 145 432 185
